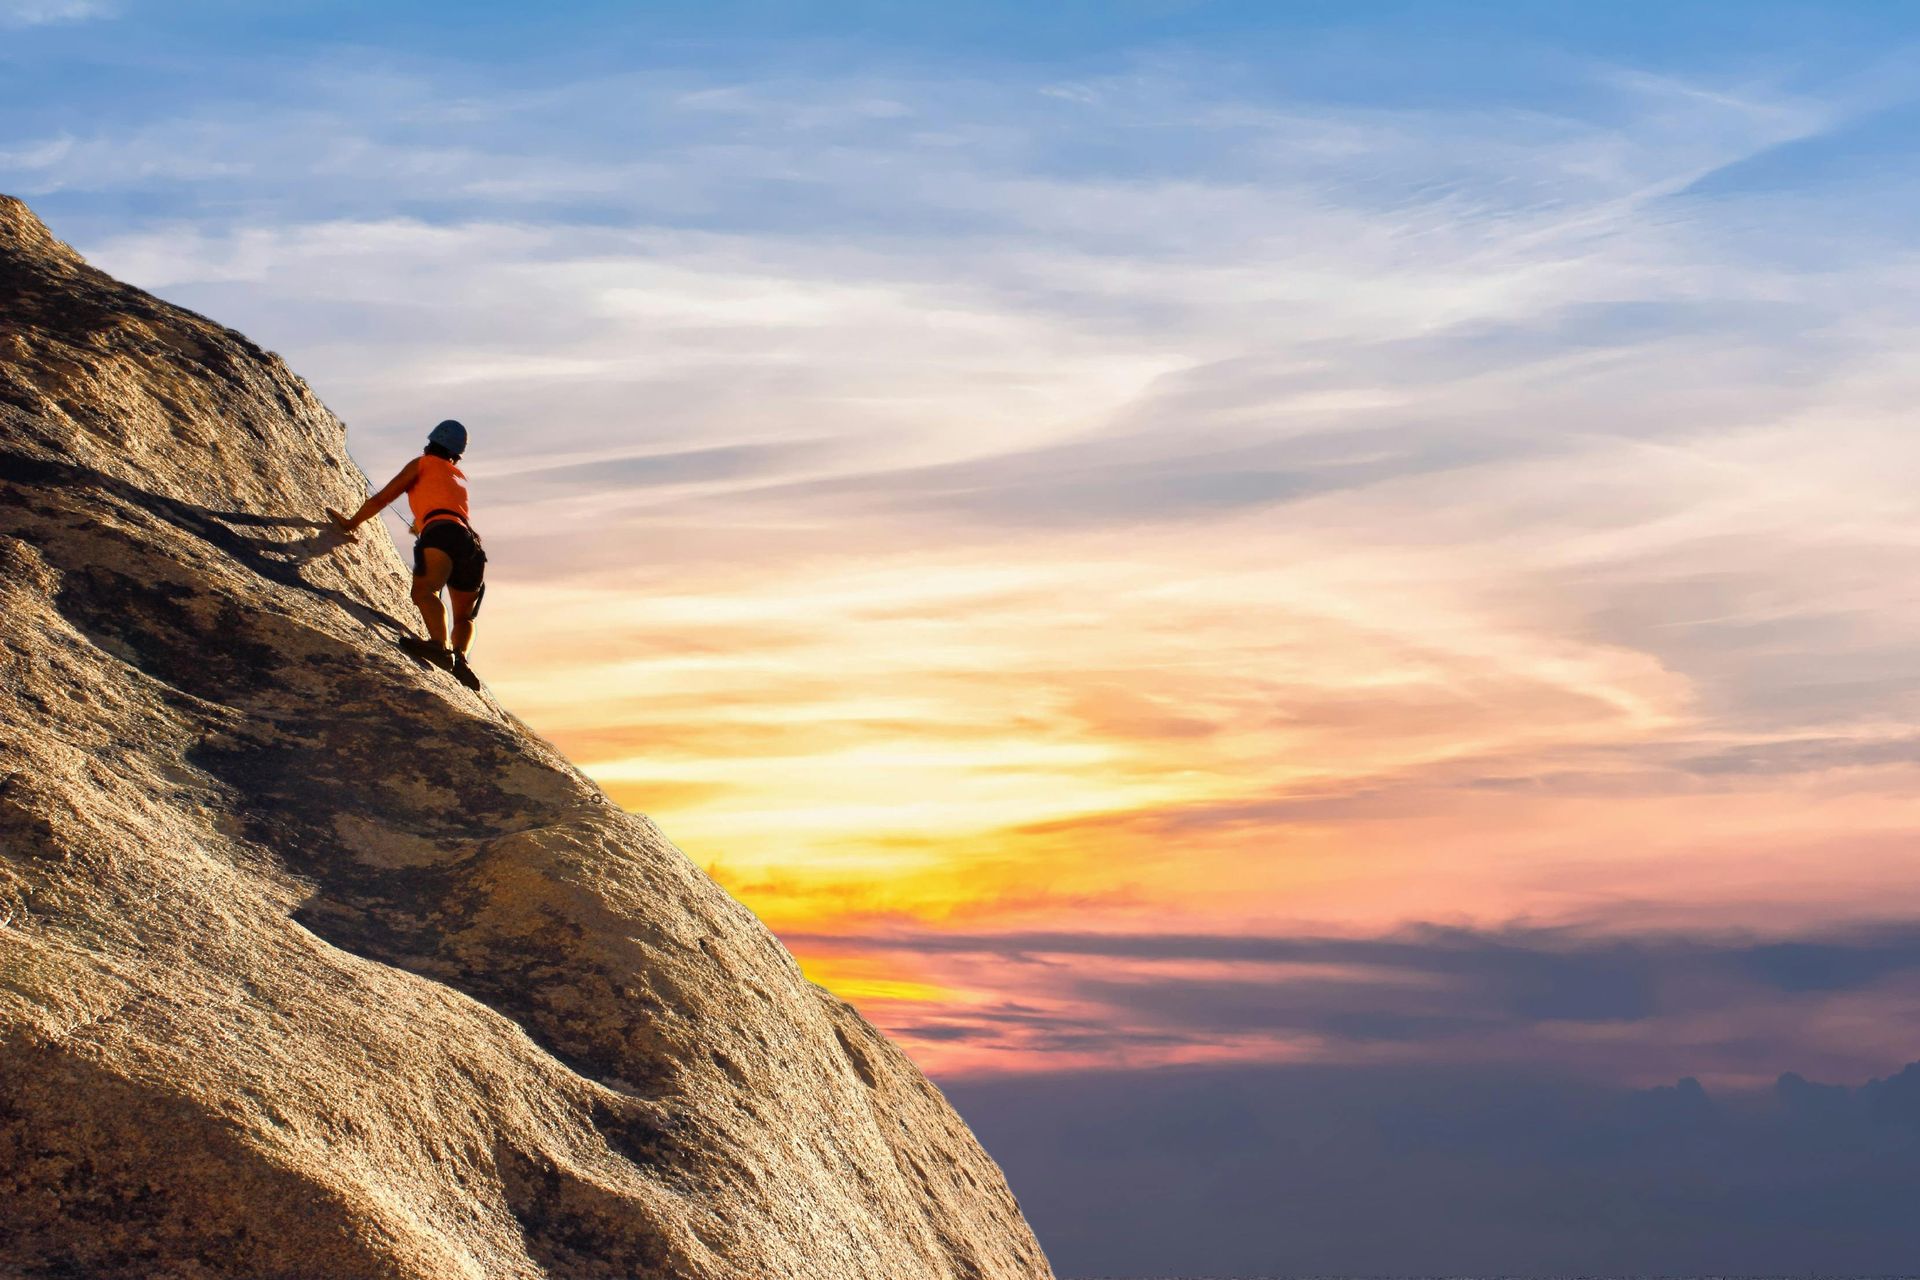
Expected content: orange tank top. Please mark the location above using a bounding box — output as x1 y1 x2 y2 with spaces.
407 454 470 531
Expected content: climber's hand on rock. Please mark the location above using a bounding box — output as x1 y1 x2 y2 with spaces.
325 508 359 542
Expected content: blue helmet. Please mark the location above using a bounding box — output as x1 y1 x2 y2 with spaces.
427 419 468 457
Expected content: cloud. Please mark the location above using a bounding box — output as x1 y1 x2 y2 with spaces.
0 0 111 27
788 921 1920 1081
22 35 1920 1085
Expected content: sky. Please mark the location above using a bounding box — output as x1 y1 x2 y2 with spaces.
9 1 1920 1271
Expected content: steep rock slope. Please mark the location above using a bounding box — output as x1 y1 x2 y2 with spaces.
0 196 1054 1280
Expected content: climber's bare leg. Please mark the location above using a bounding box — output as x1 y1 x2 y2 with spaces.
412 549 453 649
448 587 479 656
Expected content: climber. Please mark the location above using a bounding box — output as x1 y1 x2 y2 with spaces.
326 419 486 691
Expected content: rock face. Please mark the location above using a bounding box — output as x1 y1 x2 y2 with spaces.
0 196 1054 1280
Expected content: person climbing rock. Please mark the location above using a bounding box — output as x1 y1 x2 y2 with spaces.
327 419 487 690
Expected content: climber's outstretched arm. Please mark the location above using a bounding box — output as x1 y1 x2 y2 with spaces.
328 458 420 540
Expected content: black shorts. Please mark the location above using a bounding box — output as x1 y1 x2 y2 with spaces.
413 519 487 593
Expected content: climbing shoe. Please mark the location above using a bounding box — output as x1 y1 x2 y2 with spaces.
397 634 455 670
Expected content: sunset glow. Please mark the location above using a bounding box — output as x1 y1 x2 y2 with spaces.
30 5 1920 1092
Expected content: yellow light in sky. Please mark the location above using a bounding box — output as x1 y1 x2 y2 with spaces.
468 428 1920 1079
482 512 1704 945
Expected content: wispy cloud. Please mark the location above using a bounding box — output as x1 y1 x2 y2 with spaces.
790 921 1920 1080
19 37 1920 1083
0 0 112 28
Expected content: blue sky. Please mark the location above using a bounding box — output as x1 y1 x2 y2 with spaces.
12 3 1920 1272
